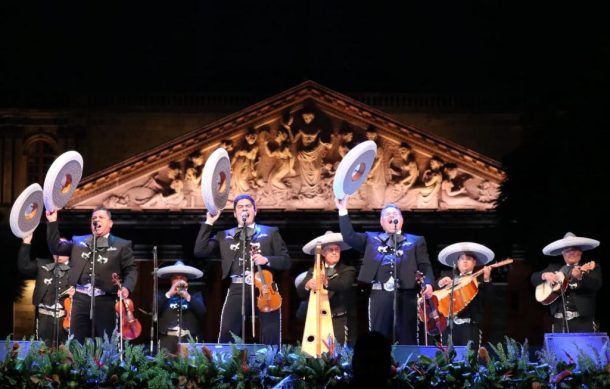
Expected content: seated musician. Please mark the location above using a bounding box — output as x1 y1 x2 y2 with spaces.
296 231 357 346
531 232 601 333
157 260 206 353
436 242 493 348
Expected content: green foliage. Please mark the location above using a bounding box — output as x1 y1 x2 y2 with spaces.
0 335 609 388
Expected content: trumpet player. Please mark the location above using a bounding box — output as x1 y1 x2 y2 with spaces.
157 260 206 353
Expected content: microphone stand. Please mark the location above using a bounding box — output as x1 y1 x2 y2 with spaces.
90 226 98 339
178 290 184 346
151 246 159 354
53 264 61 348
240 215 248 342
447 261 458 346
558 266 570 333
391 221 399 344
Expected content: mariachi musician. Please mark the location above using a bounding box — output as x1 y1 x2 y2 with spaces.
17 230 74 346
46 207 138 344
296 231 357 346
435 242 494 348
531 232 602 333
157 260 206 353
194 193 291 345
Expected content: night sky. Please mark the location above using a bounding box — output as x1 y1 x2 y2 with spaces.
2 2 607 100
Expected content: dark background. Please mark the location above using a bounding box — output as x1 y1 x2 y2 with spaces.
1 2 609 343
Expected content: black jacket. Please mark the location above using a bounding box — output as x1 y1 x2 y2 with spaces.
47 221 138 293
17 243 70 306
296 262 357 318
158 291 206 337
194 223 291 279
531 260 602 318
339 214 434 289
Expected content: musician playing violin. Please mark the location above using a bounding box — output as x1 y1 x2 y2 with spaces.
436 242 494 348
17 228 74 346
157 261 206 353
46 207 138 344
194 194 291 345
531 232 602 333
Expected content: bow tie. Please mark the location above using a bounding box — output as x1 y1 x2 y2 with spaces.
47 263 70 272
235 227 255 238
325 267 336 277
86 236 109 249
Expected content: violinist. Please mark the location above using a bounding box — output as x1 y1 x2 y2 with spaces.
157 261 206 353
17 229 74 346
194 194 291 345
436 242 493 348
296 231 357 346
46 207 138 344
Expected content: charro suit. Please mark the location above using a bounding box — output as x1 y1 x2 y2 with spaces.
531 260 601 332
47 221 138 343
158 291 206 353
194 222 291 344
296 262 357 345
17 243 70 344
339 214 434 344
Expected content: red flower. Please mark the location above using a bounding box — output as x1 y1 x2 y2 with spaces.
551 370 572 383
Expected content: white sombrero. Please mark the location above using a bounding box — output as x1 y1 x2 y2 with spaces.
542 232 600 256
10 183 44 238
43 150 84 212
157 260 203 279
438 242 495 267
333 140 377 200
201 148 231 216
302 231 351 255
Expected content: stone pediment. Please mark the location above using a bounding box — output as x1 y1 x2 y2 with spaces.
69 81 504 211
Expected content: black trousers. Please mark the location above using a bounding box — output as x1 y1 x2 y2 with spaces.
71 293 116 344
552 316 594 333
442 322 480 348
37 313 68 346
332 315 348 346
218 283 281 345
369 288 418 345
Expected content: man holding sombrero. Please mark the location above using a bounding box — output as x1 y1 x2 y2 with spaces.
531 232 602 333
335 196 434 345
296 231 357 346
157 260 206 353
436 242 494 348
194 193 291 345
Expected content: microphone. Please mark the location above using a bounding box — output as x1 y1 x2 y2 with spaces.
392 219 398 226
240 211 248 225
92 221 100 229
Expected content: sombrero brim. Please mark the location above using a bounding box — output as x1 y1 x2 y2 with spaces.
294 271 308 288
302 232 351 255
438 242 494 267
542 236 600 256
333 140 377 199
158 264 203 279
43 151 83 212
10 183 44 238
201 148 231 216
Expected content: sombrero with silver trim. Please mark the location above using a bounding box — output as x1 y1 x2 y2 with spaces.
333 140 377 200
10 183 44 238
43 150 84 212
157 260 203 279
302 231 351 255
542 232 600 256
201 148 231 216
438 242 495 267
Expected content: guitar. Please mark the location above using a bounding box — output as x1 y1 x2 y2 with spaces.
535 261 596 305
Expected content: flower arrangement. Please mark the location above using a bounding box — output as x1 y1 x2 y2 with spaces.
1 335 608 388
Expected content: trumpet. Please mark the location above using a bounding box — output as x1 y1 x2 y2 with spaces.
175 281 188 292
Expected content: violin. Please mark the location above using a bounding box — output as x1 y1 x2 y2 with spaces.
416 271 447 337
251 242 282 312
111 273 142 340
63 297 72 331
